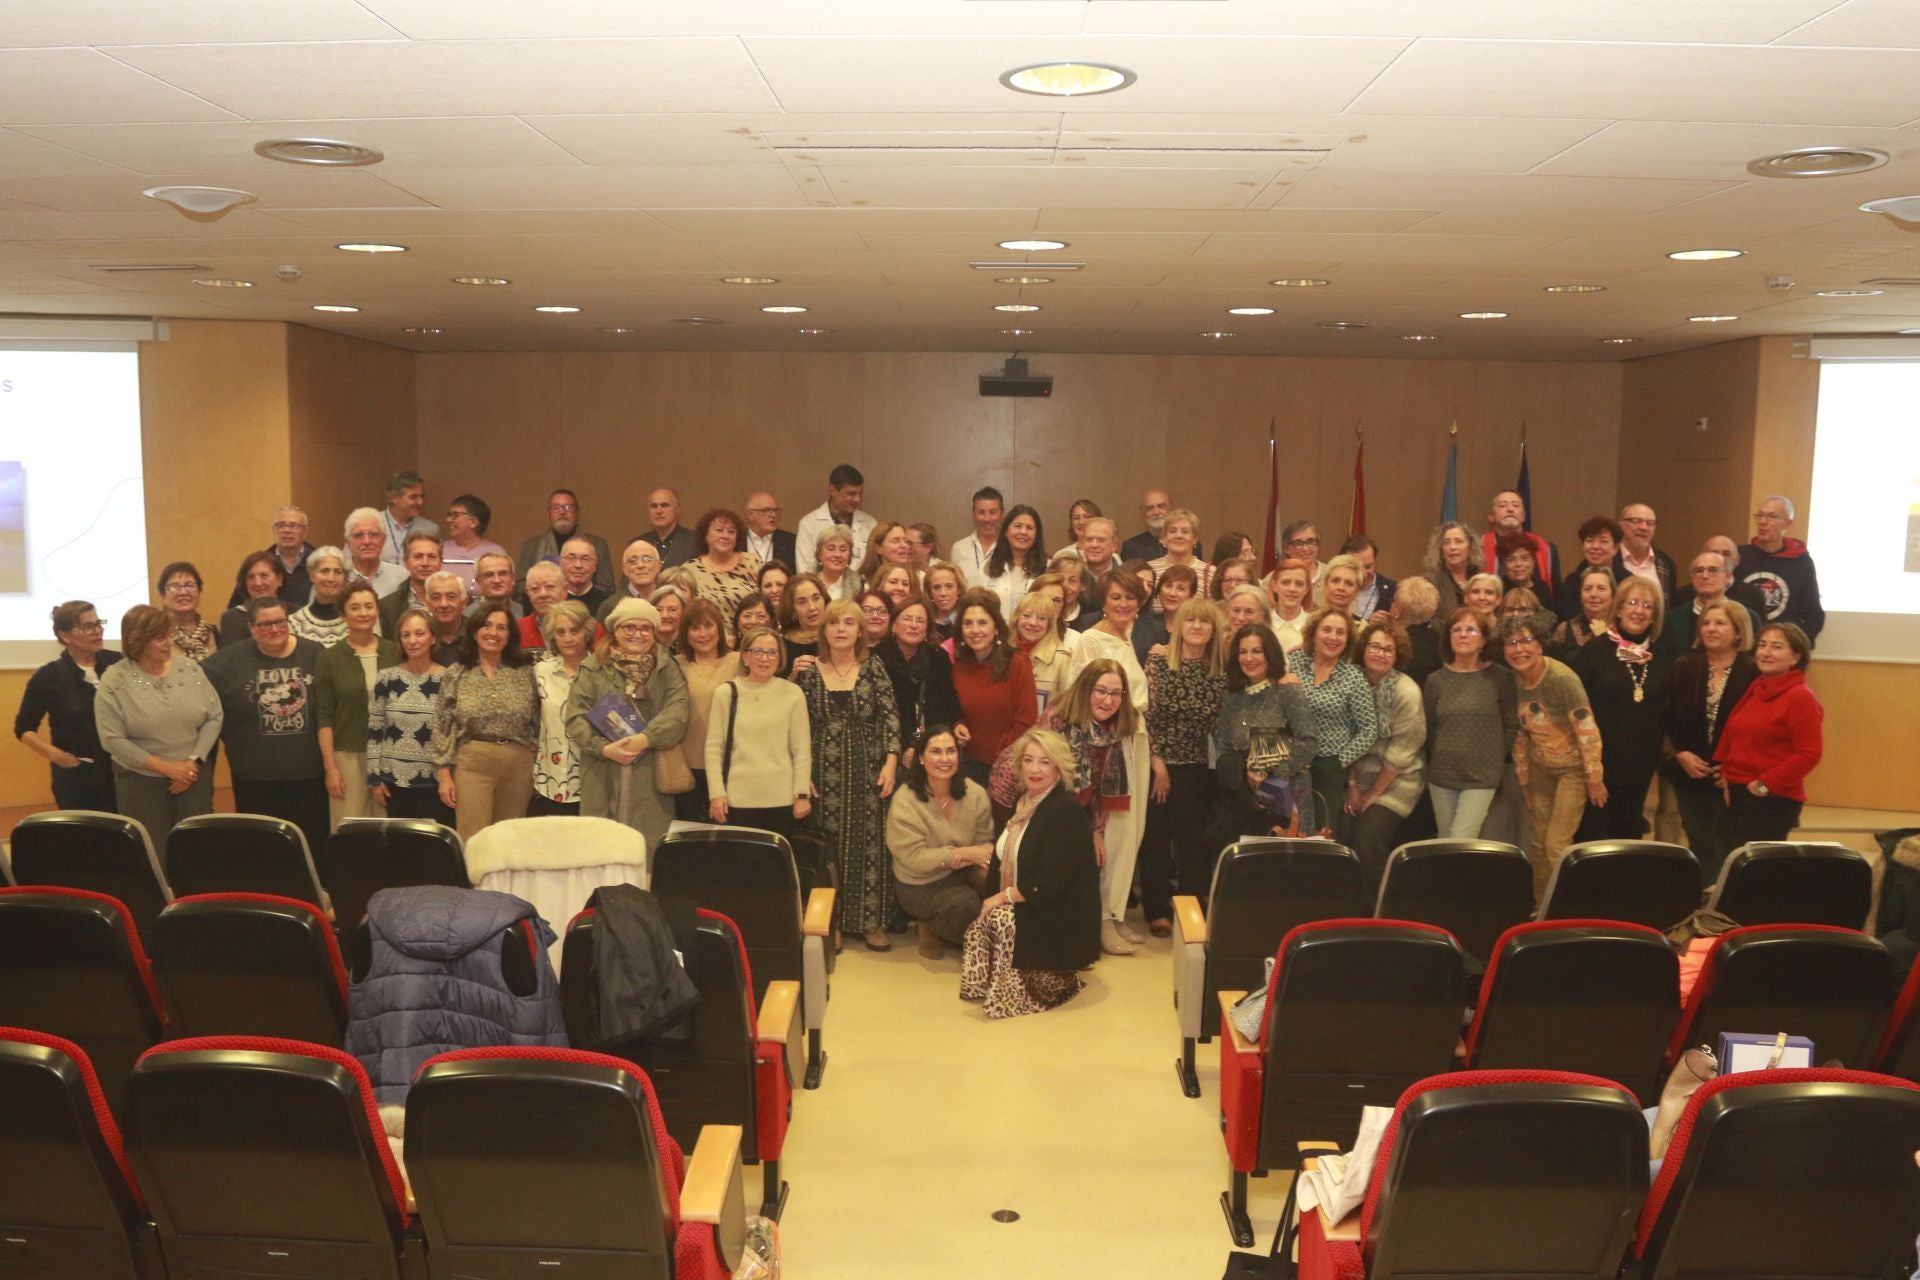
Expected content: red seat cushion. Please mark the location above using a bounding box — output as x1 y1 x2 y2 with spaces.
0 885 166 1026
138 1035 409 1228
169 892 350 1003
0 1025 145 1211
1464 918 1667 1061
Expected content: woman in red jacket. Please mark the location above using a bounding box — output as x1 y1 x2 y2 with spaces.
949 589 1038 788
1714 622 1823 847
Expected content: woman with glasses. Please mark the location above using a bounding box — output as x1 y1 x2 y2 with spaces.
16 600 123 811
1349 620 1425 893
95 604 222 844
158 561 217 661
568 597 691 851
1500 613 1605 897
704 627 812 840
1280 520 1326 599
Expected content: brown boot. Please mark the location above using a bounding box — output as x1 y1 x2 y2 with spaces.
917 923 945 959
864 928 893 952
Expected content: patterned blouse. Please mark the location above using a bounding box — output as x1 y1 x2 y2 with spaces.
533 652 585 803
170 617 217 662
1512 657 1605 784
1285 650 1380 767
367 664 445 790
432 661 539 766
1144 652 1227 766
684 553 764 631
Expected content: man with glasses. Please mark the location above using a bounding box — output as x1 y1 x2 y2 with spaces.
1614 503 1675 602
1121 488 1173 563
202 595 328 851
378 470 437 565
1279 519 1328 599
342 507 408 596
1665 544 1764 655
227 505 314 608
1736 495 1825 640
516 488 613 592
465 552 523 621
558 537 610 615
742 491 796 569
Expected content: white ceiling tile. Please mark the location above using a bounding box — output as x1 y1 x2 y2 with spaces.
1350 39 1920 127
1406 209 1841 240
263 209 675 237
16 117 584 173
0 208 304 240
0 127 138 179
1083 0 1840 41
1279 169 1738 214
104 39 783 119
0 49 237 125
742 35 1409 115
356 0 1089 39
817 164 1295 210
0 169 431 214
376 165 812 210
1773 0 1920 48
648 208 1038 234
0 1 403 47
1191 231 1562 264
1533 119 1920 180
1517 237 1887 270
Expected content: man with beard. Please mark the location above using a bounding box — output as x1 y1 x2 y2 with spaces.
1479 488 1559 585
1121 488 1173 563
516 487 612 592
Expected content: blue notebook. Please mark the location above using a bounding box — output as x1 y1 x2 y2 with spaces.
587 690 648 743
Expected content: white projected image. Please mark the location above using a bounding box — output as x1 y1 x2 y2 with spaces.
0 349 147 665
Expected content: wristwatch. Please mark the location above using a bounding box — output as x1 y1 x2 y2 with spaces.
1752 781 1770 797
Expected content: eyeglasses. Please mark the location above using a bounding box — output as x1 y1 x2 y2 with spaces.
1505 634 1541 648
747 506 782 516
252 618 290 631
271 521 305 532
615 623 653 636
548 502 579 513
1364 644 1398 657
446 510 471 521
1286 537 1319 549
1753 511 1786 522
745 647 781 659
1691 565 1726 576
861 605 891 617
165 580 199 592
1621 517 1656 526
70 620 106 633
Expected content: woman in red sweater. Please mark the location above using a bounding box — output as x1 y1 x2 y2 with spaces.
1714 622 1823 846
950 589 1037 787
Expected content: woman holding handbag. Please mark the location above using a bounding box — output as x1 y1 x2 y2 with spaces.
705 627 812 839
566 597 691 852
797 600 901 950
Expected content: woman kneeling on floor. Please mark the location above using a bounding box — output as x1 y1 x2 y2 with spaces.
960 727 1101 1018
888 725 995 959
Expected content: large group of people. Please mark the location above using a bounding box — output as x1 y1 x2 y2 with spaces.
16 464 1831 1018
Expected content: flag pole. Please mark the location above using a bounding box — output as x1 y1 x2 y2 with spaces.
1260 416 1281 574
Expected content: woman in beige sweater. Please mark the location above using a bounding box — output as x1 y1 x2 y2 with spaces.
675 598 741 822
888 725 995 958
704 626 812 842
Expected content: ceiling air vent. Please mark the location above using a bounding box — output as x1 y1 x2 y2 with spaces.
90 263 213 273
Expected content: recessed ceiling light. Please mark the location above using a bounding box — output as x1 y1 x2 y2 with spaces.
254 137 384 167
1689 314 1740 323
999 62 1136 98
994 303 1042 313
1401 334 1439 342
1197 331 1237 339
1668 248 1743 261
796 328 832 335
761 305 809 314
311 304 359 313
402 326 444 335
534 305 581 314
1601 337 1640 345
1317 320 1368 331
602 327 636 334
995 276 1054 286
1901 328 1920 335
1748 146 1888 179
452 276 510 286
1227 307 1276 316
1271 278 1330 287
998 239 1068 252
336 242 407 254
672 316 724 325
999 328 1037 336
1459 311 1509 320
721 275 778 285
969 261 1084 271
192 277 252 288
1814 288 1886 297
1544 283 1606 293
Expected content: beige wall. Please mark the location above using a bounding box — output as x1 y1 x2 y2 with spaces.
414 350 1624 582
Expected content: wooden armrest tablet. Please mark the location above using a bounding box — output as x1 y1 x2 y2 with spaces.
802 888 835 936
1301 1152 1362 1240
757 980 801 1045
1173 895 1207 943
680 1125 744 1225
1217 990 1255 1055
1297 1140 1341 1156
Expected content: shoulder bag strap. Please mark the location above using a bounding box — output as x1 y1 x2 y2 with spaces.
721 679 741 790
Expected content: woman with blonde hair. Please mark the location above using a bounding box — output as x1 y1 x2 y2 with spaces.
1319 554 1365 616
1264 558 1313 651
1568 573 1670 839
1142 595 1229 933
1423 520 1476 615
1148 508 1213 602
1041 559 1085 629
856 520 918 590
960 726 1100 1018
924 561 965 641
814 525 860 603
1010 590 1074 713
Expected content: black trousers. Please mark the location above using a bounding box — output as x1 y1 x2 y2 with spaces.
51 756 116 812
1579 767 1655 841
1349 802 1407 900
231 775 331 856
382 785 456 829
526 792 581 818
674 769 714 823
727 805 796 842
1672 776 1731 883
1723 788 1802 848
1141 762 1213 920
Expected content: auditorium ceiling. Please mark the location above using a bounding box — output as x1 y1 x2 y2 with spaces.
3 0 1920 359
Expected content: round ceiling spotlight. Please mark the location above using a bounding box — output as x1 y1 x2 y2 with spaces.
602 327 637 334
402 326 445 335
999 328 1037 336
452 276 510 286
761 305 809 314
995 276 1054 286
1271 277 1330 287
254 137 385 167
994 303 1041 313
1747 146 1888 179
1815 288 1886 297
1459 311 1509 320
1000 62 1136 97
1197 331 1237 339
337 242 407 253
1688 314 1739 323
796 328 832 335
998 239 1068 252
1668 248 1743 261
311 304 360 313
1227 307 1276 316
1317 320 1368 331
1544 283 1606 293
1601 337 1640 345
721 275 778 285
192 277 253 288
533 305 581 314
1401 334 1439 342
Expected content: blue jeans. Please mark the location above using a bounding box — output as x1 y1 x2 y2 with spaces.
1428 784 1496 840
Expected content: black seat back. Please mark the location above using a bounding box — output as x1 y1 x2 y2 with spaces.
1466 920 1679 1104
1375 839 1535 966
1207 838 1371 1019
9 811 171 937
1709 841 1873 929
149 894 349 1046
1537 840 1701 931
1258 921 1467 1162
1368 1077 1647 1280
317 819 467 947
124 1039 410 1280
406 1050 678 1280
1637 1071 1920 1280
653 828 803 1005
1675 925 1895 1066
0 1029 152 1280
561 910 756 1157
0 888 165 1117
165 814 327 910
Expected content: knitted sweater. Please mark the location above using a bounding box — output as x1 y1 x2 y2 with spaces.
703 677 812 810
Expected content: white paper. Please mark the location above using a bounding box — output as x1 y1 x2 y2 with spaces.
1294 1105 1393 1227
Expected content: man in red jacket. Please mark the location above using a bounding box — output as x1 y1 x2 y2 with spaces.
1480 489 1558 584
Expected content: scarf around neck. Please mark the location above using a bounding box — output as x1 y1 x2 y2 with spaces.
610 648 657 699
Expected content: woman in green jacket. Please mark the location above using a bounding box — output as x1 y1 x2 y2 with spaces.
317 580 399 828
566 597 690 851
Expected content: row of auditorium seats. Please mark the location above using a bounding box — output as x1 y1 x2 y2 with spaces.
1286 1067 1920 1280
0 1028 747 1280
1211 915 1920 1246
1172 836 1874 1095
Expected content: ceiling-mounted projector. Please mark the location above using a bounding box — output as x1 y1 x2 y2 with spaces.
979 355 1053 397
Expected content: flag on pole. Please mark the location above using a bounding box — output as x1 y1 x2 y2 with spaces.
1348 424 1367 537
1260 417 1281 574
1516 424 1533 532
1439 421 1459 525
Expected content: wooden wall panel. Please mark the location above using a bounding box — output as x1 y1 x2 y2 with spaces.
286 324 416 544
1749 334 1820 524
1013 355 1170 550
414 352 567 552
859 353 1016 544
1619 339 1760 563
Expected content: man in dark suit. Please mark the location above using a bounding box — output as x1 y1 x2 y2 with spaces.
378 532 444 635
1120 487 1172 562
743 490 797 569
1613 502 1677 603
1339 534 1397 623
227 505 315 608
515 487 613 592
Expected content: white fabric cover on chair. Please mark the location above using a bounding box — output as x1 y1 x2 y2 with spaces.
464 816 648 975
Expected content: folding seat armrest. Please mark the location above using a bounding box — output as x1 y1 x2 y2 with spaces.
1173 894 1207 943
1218 990 1256 1058
681 1124 748 1273
1172 896 1208 1041
801 888 835 937
1297 1140 1341 1158
759 979 805 1086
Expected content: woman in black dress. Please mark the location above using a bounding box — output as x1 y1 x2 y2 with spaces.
1569 575 1671 840
875 597 962 772
1660 600 1757 880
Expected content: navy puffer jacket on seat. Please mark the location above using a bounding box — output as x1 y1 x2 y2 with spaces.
347 884 567 1105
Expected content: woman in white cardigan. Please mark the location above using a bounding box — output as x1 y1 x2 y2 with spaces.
705 626 812 842
1346 619 1427 895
